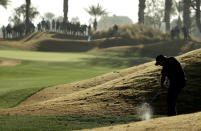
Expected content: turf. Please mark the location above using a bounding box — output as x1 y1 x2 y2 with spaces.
0 50 127 108
0 115 162 131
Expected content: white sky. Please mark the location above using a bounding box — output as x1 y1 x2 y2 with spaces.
0 0 139 27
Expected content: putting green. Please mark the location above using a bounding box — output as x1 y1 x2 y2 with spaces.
0 50 94 62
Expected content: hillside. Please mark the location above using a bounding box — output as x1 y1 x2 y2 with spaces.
1 27 201 130
0 46 201 116
80 111 201 131
0 25 201 116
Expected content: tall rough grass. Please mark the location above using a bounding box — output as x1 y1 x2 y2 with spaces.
91 24 169 44
91 24 170 48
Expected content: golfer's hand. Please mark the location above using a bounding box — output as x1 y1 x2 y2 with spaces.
164 80 168 86
161 81 167 88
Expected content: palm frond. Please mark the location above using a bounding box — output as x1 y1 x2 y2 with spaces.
0 0 10 8
85 3 108 17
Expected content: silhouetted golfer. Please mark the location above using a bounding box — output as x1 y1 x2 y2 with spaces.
155 55 186 116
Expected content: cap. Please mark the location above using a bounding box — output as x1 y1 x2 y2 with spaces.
155 55 165 65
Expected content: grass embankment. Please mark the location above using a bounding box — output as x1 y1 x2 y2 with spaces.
2 47 200 116
0 49 123 109
1 46 201 131
1 39 199 109
0 115 144 131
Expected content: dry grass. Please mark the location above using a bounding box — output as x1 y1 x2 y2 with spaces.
92 24 167 41
0 32 49 50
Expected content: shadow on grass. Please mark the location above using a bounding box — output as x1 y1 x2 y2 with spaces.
51 32 88 40
36 40 96 52
0 115 163 131
82 56 153 68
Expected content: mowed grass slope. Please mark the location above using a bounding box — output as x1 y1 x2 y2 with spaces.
0 49 123 108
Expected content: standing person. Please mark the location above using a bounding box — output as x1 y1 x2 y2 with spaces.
41 18 46 31
111 24 118 36
37 23 41 32
2 25 6 39
6 24 12 39
52 19 56 32
182 26 190 40
175 26 180 39
155 55 186 116
88 25 91 41
93 19 97 31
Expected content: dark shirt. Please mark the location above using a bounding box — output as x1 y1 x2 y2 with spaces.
161 57 186 86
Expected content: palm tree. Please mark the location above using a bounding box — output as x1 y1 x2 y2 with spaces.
175 1 183 28
9 4 39 25
85 3 107 30
25 0 31 34
138 0 146 24
183 0 191 30
63 0 68 23
195 0 201 33
164 0 173 31
0 0 10 8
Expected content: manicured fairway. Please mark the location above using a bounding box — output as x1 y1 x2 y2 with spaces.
0 50 95 62
0 49 121 108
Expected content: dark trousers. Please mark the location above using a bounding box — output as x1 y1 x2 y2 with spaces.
167 86 182 116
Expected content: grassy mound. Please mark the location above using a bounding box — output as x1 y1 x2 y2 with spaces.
92 24 167 41
0 47 201 116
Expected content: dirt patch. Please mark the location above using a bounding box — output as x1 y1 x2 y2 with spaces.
0 59 21 67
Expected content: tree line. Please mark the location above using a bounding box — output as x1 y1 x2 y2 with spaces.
139 0 201 34
1 0 201 36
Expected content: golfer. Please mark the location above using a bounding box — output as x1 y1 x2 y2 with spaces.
155 55 186 116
